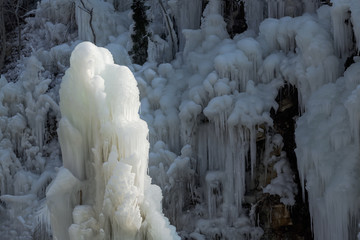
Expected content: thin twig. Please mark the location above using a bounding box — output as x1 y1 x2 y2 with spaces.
158 0 177 58
15 0 22 60
79 0 96 44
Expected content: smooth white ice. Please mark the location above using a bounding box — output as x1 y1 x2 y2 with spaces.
49 42 179 240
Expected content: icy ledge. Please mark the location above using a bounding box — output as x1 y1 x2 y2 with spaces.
46 42 179 240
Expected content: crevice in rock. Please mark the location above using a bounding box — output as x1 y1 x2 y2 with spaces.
263 83 312 239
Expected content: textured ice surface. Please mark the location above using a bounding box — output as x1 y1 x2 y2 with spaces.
296 62 360 240
49 42 179 240
2 0 360 239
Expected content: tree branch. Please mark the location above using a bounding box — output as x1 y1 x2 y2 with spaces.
158 0 178 59
15 0 22 60
79 0 96 44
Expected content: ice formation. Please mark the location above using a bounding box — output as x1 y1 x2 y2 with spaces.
48 42 179 240
0 54 60 239
2 0 360 239
296 61 360 240
75 0 131 46
263 136 297 206
294 1 360 240
139 1 358 238
142 0 294 238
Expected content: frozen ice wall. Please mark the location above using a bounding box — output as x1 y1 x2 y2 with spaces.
48 42 179 240
296 61 360 240
0 55 61 239
147 0 321 62
167 0 203 50
330 0 360 57
294 1 360 239
141 0 298 238
75 0 132 46
147 0 203 62
3 0 360 239
140 1 357 238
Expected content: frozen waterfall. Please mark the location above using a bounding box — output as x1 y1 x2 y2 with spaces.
1 0 360 239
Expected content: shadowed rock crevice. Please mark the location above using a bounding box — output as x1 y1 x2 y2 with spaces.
260 84 312 240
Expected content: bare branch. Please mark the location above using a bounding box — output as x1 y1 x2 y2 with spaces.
79 0 96 44
15 0 22 60
158 0 178 59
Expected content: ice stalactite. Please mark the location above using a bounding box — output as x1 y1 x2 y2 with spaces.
48 42 179 240
266 0 320 17
0 53 61 238
146 0 322 63
142 1 300 237
244 0 264 31
35 0 76 27
350 0 360 53
242 0 320 33
194 77 281 237
330 0 354 58
75 0 131 46
345 85 360 145
329 0 360 56
201 0 228 39
148 142 195 229
296 61 360 240
22 57 59 150
105 0 132 11
257 13 340 111
262 137 298 206
167 0 203 50
266 0 286 19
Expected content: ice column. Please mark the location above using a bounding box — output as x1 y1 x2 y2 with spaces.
168 0 203 50
330 0 353 57
47 42 179 240
296 62 360 240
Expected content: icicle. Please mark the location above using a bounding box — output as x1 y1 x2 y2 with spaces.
214 50 251 91
205 171 224 218
236 38 263 83
296 61 360 240
249 125 256 178
201 0 228 39
167 0 202 51
266 0 285 19
330 0 353 58
350 0 360 53
345 73 360 144
244 0 265 31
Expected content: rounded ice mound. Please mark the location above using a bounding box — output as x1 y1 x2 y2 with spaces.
69 41 113 78
61 41 140 124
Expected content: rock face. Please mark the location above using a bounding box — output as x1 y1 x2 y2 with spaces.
223 0 248 37
237 84 313 240
257 85 312 240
